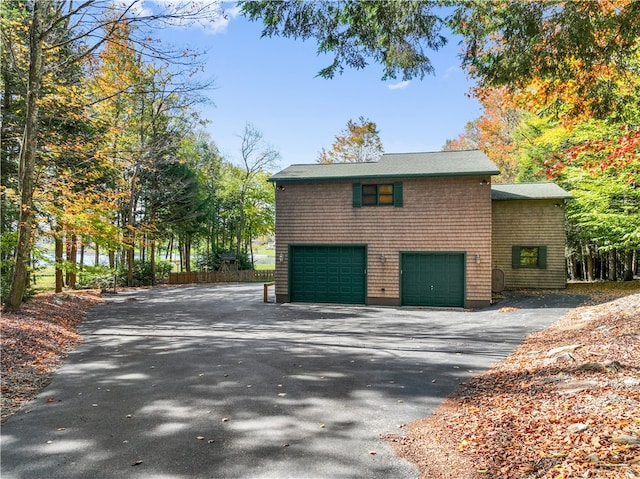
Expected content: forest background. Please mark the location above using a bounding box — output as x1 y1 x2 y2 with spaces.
2 0 639 311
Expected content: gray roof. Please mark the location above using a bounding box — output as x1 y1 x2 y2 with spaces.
491 183 572 200
269 150 499 182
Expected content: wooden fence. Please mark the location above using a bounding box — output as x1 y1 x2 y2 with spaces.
168 270 274 285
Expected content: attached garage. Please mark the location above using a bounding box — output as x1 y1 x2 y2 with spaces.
401 252 466 307
289 245 367 304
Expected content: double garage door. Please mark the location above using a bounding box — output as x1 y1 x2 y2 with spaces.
289 246 465 307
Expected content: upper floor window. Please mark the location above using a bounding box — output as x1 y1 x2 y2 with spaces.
512 245 547 269
353 183 403 207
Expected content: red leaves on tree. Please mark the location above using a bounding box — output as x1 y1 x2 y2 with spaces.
544 128 640 184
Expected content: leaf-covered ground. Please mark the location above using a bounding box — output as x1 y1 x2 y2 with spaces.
1 291 102 422
387 283 640 479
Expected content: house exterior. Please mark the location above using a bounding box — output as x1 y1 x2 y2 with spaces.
491 183 571 290
268 150 570 308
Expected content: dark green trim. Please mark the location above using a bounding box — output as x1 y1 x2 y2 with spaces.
512 246 521 269
539 246 547 269
352 183 362 207
269 171 499 183
287 244 292 303
393 182 403 207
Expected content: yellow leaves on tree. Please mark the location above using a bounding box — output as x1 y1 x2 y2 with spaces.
317 116 384 164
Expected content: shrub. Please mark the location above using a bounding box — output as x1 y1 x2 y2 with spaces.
195 248 252 271
77 265 117 290
117 260 173 286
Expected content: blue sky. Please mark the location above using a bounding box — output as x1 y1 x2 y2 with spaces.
166 6 481 170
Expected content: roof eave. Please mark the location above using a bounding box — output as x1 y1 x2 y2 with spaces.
269 170 500 183
491 195 572 201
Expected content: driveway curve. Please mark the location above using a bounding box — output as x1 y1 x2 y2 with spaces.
1 284 586 479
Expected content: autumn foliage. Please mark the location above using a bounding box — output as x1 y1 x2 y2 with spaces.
443 0 640 279
544 127 640 185
317 116 384 164
1 3 274 309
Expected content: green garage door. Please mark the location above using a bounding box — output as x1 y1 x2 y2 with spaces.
401 252 465 307
290 245 366 304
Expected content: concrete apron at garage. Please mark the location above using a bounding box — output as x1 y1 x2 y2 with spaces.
0 284 586 479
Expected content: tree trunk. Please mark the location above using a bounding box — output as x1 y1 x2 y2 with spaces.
127 245 134 286
248 225 255 268
95 243 100 267
5 2 46 311
68 234 77 289
65 236 71 286
185 233 191 272
567 255 576 281
623 250 634 280
608 249 617 281
150 239 156 286
55 235 64 293
79 242 85 272
126 171 138 287
585 244 594 282
236 196 245 258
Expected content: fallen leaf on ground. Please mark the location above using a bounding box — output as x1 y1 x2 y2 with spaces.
1 291 102 422
387 287 640 479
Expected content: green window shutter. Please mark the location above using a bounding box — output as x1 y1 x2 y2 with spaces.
352 183 362 207
538 246 547 269
393 182 403 207
512 246 521 269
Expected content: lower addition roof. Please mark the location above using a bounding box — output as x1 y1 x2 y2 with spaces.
491 182 572 200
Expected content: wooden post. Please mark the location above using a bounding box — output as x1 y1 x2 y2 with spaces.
263 282 275 302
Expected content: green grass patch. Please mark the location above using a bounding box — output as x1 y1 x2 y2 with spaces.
32 265 56 292
255 263 275 271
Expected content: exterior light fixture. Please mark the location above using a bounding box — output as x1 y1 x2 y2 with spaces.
475 254 481 264
378 254 386 264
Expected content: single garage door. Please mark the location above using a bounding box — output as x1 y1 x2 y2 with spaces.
401 252 465 307
290 245 366 304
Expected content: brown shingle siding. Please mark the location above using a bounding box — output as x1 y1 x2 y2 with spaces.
274 176 494 305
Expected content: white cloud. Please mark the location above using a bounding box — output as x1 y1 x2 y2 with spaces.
442 65 460 80
118 0 153 17
387 80 410 90
205 4 241 35
126 1 238 35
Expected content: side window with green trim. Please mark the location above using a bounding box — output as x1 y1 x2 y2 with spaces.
512 245 547 269
353 182 403 207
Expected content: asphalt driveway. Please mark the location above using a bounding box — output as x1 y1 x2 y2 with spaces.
1 284 586 479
